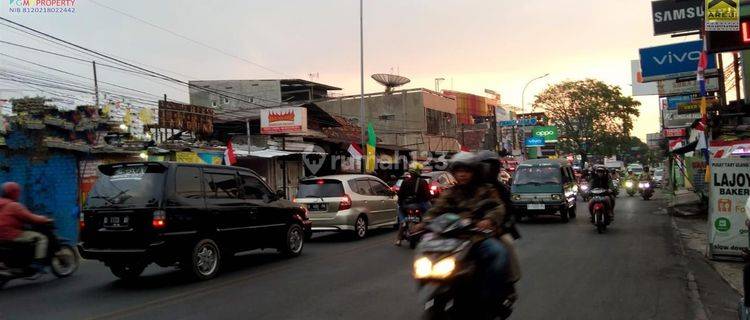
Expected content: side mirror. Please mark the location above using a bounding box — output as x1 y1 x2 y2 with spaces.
276 190 286 200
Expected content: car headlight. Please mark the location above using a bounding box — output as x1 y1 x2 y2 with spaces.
414 257 432 279
413 257 456 279
551 194 562 200
512 194 521 201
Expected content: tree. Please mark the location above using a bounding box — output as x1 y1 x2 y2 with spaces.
533 79 641 167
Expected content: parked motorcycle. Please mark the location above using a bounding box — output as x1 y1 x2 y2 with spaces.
579 182 591 201
589 188 611 234
624 180 636 197
400 203 427 249
0 222 79 289
414 201 515 320
638 181 654 200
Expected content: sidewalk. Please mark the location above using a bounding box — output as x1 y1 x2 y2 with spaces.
668 188 744 294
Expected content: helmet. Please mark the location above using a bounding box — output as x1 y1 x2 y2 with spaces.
408 161 424 175
476 150 501 181
1 182 21 201
643 166 650 172
447 152 478 173
594 165 606 173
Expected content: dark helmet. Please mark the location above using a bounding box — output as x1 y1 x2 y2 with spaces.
643 166 650 172
476 150 501 180
594 165 606 174
1 182 21 201
448 152 479 173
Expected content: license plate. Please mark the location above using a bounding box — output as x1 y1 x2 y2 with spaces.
420 239 464 252
405 216 421 223
103 216 129 227
308 203 327 212
527 204 545 210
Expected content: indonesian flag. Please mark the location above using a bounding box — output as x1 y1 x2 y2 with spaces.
348 143 363 159
225 137 237 165
696 48 708 97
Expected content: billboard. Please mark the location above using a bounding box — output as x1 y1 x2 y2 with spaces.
677 98 721 114
708 158 750 259
524 136 545 147
652 0 704 35
631 60 658 96
666 95 693 110
260 107 308 134
706 0 740 32
707 15 750 53
662 108 702 128
657 77 719 96
532 126 558 143
639 41 717 81
663 127 687 138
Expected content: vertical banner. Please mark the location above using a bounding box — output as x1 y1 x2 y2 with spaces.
366 123 376 173
708 158 750 259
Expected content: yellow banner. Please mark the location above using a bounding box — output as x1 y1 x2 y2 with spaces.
366 145 376 173
175 152 204 164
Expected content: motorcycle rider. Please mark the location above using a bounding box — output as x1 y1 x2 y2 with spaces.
0 182 52 273
640 166 653 182
627 170 637 181
588 165 615 220
426 152 510 305
476 150 521 285
395 162 431 246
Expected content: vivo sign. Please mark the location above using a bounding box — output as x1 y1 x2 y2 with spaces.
639 40 717 82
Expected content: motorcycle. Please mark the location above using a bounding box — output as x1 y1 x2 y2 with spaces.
400 203 427 249
589 188 611 234
624 180 636 197
579 182 591 202
0 222 79 289
638 181 654 200
611 179 621 197
414 201 515 320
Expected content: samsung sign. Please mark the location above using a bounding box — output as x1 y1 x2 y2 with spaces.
639 40 717 82
652 0 704 35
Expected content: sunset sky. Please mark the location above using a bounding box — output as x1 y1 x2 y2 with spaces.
0 0 698 141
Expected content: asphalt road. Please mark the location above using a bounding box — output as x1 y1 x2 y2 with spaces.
0 191 740 320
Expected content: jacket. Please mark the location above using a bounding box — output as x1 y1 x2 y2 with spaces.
588 175 612 190
0 198 49 241
426 183 506 228
398 177 431 205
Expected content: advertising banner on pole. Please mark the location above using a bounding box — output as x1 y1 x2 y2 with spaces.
652 0 704 35
708 158 750 259
706 0 740 32
639 41 717 81
657 77 720 96
531 126 558 143
631 60 659 96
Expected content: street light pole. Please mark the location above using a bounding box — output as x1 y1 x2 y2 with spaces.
359 0 366 173
519 73 549 158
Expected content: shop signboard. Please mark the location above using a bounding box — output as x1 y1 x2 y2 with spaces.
532 126 558 143
499 118 538 127
260 107 307 134
663 108 702 128
657 77 720 96
631 60 658 96
666 95 694 110
524 136 545 147
652 0 704 35
639 41 717 82
708 158 750 259
707 15 750 53
663 127 688 138
677 98 721 114
706 0 740 32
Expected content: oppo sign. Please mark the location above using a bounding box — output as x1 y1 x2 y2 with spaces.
532 126 558 143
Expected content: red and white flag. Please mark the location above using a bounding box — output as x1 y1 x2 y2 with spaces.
225 138 237 165
348 143 363 159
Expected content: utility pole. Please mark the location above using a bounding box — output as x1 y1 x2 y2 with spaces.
733 52 741 102
92 61 99 108
359 0 366 174
490 106 499 152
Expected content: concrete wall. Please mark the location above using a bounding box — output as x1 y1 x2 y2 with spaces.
189 80 282 116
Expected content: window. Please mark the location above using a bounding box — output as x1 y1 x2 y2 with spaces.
298 179 345 198
205 173 240 199
368 180 390 196
513 166 561 185
211 101 217 107
352 180 373 195
240 174 271 201
176 167 203 199
426 109 457 136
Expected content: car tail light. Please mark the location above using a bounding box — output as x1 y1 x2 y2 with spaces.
79 214 85 230
292 197 297 203
339 195 352 210
152 210 167 229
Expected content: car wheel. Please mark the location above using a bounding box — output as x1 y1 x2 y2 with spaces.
188 239 221 280
279 223 305 257
109 263 146 281
50 245 79 278
353 215 368 240
560 208 569 223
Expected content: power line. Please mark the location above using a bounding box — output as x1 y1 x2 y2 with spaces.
87 0 293 78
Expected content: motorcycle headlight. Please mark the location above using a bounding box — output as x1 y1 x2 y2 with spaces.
573 185 579 192
512 194 522 201
645 183 650 188
414 257 433 279
431 257 456 279
551 194 562 200
625 181 633 188
413 257 456 279
581 185 589 191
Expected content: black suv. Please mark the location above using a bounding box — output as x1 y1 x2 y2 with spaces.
79 162 311 281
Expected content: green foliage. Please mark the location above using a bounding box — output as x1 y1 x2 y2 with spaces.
533 79 641 165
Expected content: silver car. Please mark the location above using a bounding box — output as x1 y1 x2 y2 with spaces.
295 175 398 239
